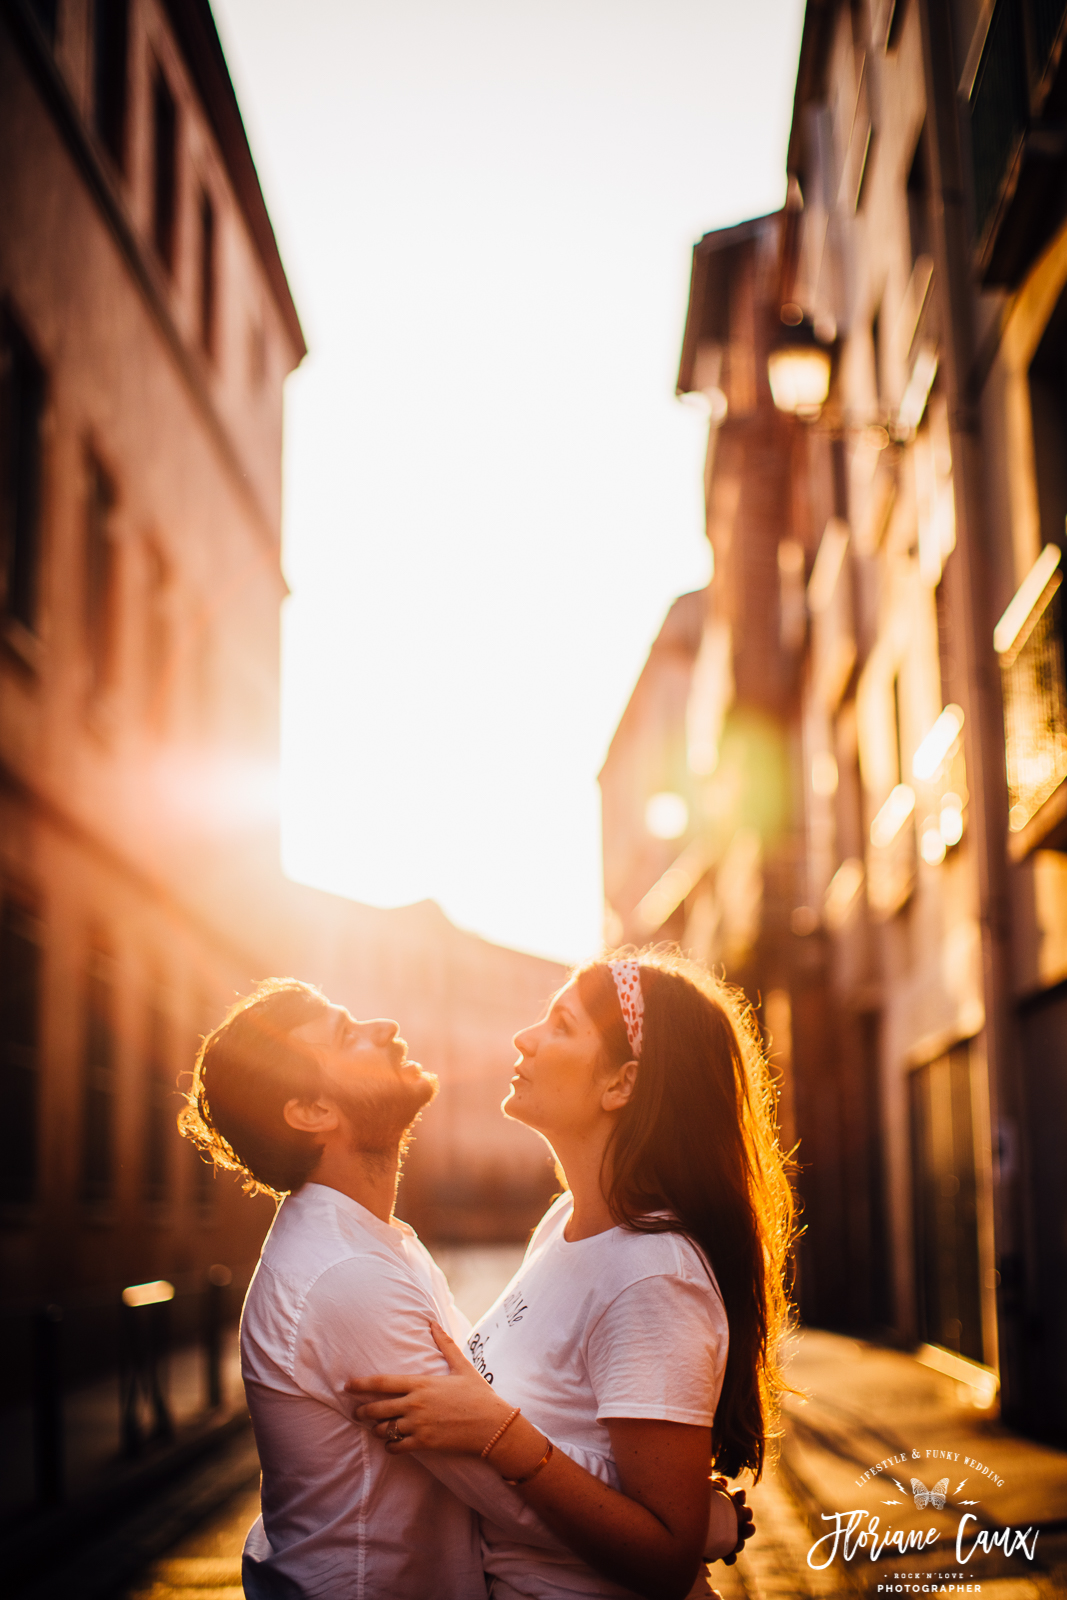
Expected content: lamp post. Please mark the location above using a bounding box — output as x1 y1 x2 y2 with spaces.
766 308 834 420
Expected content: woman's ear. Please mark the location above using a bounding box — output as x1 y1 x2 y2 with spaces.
601 1059 637 1113
283 1097 339 1135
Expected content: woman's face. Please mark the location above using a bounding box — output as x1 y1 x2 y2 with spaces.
503 977 616 1141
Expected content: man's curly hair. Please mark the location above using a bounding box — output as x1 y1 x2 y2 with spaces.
179 977 331 1200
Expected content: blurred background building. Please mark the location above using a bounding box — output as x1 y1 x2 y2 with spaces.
0 0 560 1561
604 0 1067 1451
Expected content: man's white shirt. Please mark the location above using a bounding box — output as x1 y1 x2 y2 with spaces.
240 1182 557 1600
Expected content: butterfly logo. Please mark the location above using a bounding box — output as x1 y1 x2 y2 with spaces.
911 1476 949 1509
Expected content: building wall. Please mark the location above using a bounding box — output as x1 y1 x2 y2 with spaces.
682 0 1067 1438
601 0 1067 1396
599 589 706 947
0 0 297 1302
781 0 999 1359
0 0 566 1332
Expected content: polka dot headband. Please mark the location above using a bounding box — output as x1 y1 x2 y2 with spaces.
609 959 644 1059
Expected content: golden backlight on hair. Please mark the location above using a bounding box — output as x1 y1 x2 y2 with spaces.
179 977 330 1201
575 947 797 1481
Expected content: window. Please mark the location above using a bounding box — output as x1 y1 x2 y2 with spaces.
885 0 908 50
907 129 932 267
152 70 178 273
143 540 170 730
198 189 216 357
248 318 267 391
93 0 129 171
28 0 57 42
0 892 42 1204
999 572 1067 837
968 0 1028 247
1029 285 1067 554
998 284 1067 848
85 451 117 691
871 302 884 410
194 611 215 740
143 986 172 1203
83 939 117 1203
910 1047 984 1361
1 308 47 633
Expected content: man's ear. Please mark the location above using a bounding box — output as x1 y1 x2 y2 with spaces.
283 1097 340 1136
601 1059 637 1114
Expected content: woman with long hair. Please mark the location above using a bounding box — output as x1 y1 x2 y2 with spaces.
350 949 795 1600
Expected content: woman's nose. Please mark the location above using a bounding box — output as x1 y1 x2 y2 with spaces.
513 1026 535 1055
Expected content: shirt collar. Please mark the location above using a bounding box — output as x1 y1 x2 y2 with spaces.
288 1181 416 1248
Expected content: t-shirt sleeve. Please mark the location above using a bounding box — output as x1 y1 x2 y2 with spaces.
291 1255 450 1412
290 1255 564 1549
585 1273 727 1426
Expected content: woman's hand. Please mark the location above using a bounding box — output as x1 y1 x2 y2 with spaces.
346 1320 514 1456
726 1486 754 1562
707 1480 754 1564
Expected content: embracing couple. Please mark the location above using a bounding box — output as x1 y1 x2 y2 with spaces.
180 950 795 1600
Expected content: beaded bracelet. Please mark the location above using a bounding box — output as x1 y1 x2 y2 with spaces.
481 1406 521 1460
503 1438 554 1487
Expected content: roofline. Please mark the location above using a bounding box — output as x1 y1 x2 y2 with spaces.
676 210 780 394
162 0 306 361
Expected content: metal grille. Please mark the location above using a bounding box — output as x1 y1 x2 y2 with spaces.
970 0 1029 242
1001 584 1067 831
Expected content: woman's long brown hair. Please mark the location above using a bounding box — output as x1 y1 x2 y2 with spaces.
575 949 796 1480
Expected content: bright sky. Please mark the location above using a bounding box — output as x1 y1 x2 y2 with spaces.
212 0 806 963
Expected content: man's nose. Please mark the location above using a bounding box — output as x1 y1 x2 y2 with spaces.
366 1018 400 1044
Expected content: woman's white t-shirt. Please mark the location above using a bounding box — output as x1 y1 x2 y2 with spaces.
467 1192 729 1599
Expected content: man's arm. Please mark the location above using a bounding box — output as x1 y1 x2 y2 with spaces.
293 1255 562 1548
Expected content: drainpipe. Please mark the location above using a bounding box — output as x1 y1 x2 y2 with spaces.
917 0 1020 1412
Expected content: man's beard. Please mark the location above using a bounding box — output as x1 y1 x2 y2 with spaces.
331 1068 439 1158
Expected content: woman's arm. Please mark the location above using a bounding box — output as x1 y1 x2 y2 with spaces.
349 1322 727 1600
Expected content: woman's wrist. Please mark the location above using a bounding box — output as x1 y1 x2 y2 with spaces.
481 1406 521 1459
481 1413 550 1483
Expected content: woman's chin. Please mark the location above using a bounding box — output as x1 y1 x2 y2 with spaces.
501 1085 532 1126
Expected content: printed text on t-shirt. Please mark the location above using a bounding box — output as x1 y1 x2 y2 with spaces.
468 1331 493 1384
504 1291 528 1326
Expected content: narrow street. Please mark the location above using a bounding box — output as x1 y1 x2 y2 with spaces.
713 1471 848 1600
106 1244 1067 1599
115 1245 1067 1599
115 1245 857 1600
113 1319 1067 1600
125 1479 256 1600
122 1460 849 1600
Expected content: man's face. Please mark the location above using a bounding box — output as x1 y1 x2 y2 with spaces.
292 1004 438 1151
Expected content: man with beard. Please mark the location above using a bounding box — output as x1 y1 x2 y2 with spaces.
180 977 550 1599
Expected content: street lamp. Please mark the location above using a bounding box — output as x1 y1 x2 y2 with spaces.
767 307 833 420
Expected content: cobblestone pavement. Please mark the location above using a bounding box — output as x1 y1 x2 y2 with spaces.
710 1468 850 1600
